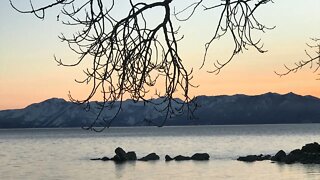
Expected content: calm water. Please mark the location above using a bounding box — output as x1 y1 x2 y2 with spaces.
1 124 320 179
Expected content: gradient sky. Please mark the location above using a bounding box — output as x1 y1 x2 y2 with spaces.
1 0 320 110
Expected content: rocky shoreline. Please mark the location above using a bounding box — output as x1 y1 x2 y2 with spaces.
237 142 320 164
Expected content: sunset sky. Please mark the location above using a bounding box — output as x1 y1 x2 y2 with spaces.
1 0 320 110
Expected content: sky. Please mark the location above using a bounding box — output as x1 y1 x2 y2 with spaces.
0 0 320 110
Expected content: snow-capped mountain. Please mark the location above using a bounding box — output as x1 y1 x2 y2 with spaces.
1 92 320 128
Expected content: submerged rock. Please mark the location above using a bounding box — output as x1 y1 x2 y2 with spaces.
139 153 160 161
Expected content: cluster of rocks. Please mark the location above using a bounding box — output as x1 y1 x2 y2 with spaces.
91 147 159 162
237 154 271 162
237 142 320 164
91 147 210 162
165 153 210 161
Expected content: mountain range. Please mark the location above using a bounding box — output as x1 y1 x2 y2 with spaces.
1 92 320 128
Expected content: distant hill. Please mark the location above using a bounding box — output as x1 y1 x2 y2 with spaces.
1 92 320 128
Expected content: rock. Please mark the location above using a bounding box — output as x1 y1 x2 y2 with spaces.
138 153 160 161
237 155 257 162
301 142 320 153
191 153 210 161
283 148 320 164
111 155 124 162
238 142 320 164
271 150 286 162
101 156 110 161
237 154 271 162
115 147 128 161
126 151 137 161
174 155 191 161
263 155 272 160
165 155 173 161
284 149 302 164
91 156 110 161
300 153 320 164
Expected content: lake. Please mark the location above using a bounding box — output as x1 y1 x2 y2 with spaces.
1 124 320 179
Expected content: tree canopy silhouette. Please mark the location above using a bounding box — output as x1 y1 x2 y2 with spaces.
10 0 272 131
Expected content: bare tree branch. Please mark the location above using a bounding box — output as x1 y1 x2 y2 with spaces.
275 38 320 78
9 0 272 130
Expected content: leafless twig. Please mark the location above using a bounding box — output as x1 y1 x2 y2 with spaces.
275 38 320 78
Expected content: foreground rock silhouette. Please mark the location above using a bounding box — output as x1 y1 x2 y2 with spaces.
191 153 210 160
91 147 139 162
165 153 210 161
138 153 160 161
237 142 320 164
90 147 159 162
237 154 271 162
91 147 209 162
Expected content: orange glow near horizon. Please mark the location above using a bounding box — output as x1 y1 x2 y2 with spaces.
1 0 320 110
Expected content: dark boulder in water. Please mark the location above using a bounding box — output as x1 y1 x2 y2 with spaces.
174 155 191 161
115 147 128 161
138 153 160 161
271 150 286 162
112 155 124 162
270 144 320 164
237 154 271 162
237 142 320 164
191 153 210 161
284 149 302 164
283 147 320 164
165 155 173 161
126 151 137 161
301 142 320 153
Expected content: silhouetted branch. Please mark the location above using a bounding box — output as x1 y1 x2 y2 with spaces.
275 38 320 78
202 0 274 74
173 0 274 73
10 0 271 130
